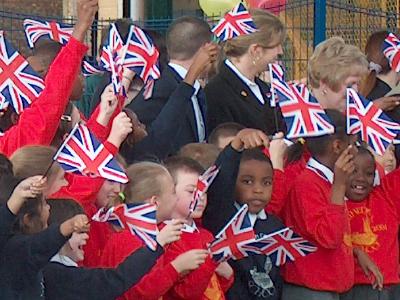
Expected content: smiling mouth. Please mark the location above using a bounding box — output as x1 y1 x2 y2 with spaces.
351 184 367 193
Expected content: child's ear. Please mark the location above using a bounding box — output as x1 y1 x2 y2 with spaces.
331 138 346 155
10 112 19 125
149 195 158 206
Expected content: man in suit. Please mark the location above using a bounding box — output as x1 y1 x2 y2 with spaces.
127 17 218 154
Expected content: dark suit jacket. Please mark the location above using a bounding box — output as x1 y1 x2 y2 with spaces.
127 65 202 153
205 62 285 135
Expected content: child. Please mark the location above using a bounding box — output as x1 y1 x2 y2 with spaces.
42 199 181 300
0 192 88 299
340 146 400 300
281 110 356 299
101 161 209 300
0 0 97 157
202 128 287 300
208 122 245 150
161 156 234 299
178 143 220 169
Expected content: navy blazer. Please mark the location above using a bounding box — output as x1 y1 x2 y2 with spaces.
205 62 285 135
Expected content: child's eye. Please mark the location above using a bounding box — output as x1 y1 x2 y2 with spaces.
263 180 272 186
242 179 253 185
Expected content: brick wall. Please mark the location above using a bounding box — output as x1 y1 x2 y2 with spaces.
0 0 63 56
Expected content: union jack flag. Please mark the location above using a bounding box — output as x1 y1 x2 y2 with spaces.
100 23 125 96
269 63 285 107
209 204 256 263
92 203 159 251
23 19 73 48
189 165 219 214
124 25 160 84
273 80 335 138
54 123 129 183
383 33 400 73
212 3 258 42
0 32 44 114
347 88 400 155
82 59 104 77
242 227 317 266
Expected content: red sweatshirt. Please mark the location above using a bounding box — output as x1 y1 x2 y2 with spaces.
162 227 233 300
347 169 400 285
101 228 180 300
0 37 87 157
282 159 354 292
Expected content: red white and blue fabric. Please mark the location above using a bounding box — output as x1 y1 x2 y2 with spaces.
209 204 256 263
212 3 258 42
382 33 400 73
23 19 73 48
124 25 160 99
100 23 125 96
189 165 220 214
82 59 104 77
54 123 128 183
306 158 334 184
242 227 317 266
273 81 335 138
92 203 158 251
0 32 44 114
269 63 285 107
347 88 400 155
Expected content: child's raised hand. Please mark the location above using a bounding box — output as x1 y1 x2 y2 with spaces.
7 176 47 214
215 261 233 279
184 43 219 86
334 145 357 186
170 249 209 275
156 219 184 247
73 0 99 42
60 214 90 237
231 128 270 151
97 84 118 126
269 132 287 171
354 248 383 290
107 112 133 148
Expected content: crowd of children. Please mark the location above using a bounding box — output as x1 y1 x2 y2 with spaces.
2 0 400 299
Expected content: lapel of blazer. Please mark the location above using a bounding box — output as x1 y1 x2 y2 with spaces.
167 64 199 140
219 63 270 113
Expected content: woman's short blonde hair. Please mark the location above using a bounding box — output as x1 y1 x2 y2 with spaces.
308 37 368 92
124 162 170 204
10 145 59 180
223 8 285 58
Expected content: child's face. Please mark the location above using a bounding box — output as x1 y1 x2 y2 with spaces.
235 159 273 214
155 173 177 222
346 152 375 201
174 170 207 220
45 166 68 197
96 180 122 207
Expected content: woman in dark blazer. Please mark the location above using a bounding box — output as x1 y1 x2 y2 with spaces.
205 9 286 136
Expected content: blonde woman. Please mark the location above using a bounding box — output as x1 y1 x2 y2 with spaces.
205 9 286 135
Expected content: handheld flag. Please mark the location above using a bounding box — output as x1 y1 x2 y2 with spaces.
189 165 220 214
0 31 44 114
382 33 400 73
23 19 73 48
346 88 400 155
212 3 258 42
272 80 335 138
100 23 125 96
93 203 158 251
54 123 128 183
209 204 255 263
82 59 104 77
269 63 285 107
124 25 160 99
242 227 317 266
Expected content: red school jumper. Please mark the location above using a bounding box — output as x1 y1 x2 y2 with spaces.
0 37 87 157
347 168 400 285
282 158 354 293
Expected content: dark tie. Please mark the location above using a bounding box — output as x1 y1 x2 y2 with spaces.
197 88 207 122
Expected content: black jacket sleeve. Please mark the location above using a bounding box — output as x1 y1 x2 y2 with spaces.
0 204 16 250
43 246 163 300
202 145 242 235
122 82 195 162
